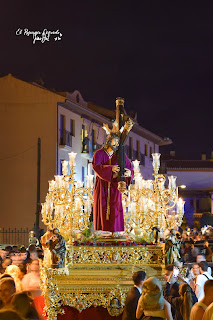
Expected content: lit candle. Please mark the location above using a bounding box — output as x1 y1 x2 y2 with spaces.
168 175 177 190
152 153 161 170
86 175 94 189
132 160 140 174
49 180 55 192
62 160 68 175
177 198 185 214
146 180 153 190
54 175 63 188
68 152 77 167
88 163 92 176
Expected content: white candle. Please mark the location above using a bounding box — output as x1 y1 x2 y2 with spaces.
132 160 140 173
49 180 55 192
62 160 68 175
146 180 153 190
54 175 63 188
152 153 161 169
68 152 77 167
168 175 177 190
86 175 94 189
88 163 92 176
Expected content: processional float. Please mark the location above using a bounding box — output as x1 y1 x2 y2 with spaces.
40 98 184 319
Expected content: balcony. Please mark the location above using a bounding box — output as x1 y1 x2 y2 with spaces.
59 130 72 149
81 139 103 160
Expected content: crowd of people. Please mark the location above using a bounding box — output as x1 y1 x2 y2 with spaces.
0 244 42 319
123 261 213 320
0 226 213 320
178 227 213 263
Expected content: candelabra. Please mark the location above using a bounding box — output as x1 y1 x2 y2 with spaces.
41 152 94 244
123 153 185 236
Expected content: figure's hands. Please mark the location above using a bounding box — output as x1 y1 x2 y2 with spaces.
112 165 120 178
112 165 120 173
124 168 131 177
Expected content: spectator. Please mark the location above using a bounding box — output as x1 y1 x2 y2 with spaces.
0 258 12 274
30 251 39 261
22 259 41 297
195 261 213 301
202 241 213 262
0 250 7 262
11 291 39 320
191 244 199 262
136 277 173 320
5 265 24 292
18 264 27 280
164 273 197 320
4 246 12 257
0 278 16 309
203 302 213 320
190 263 200 291
196 255 212 275
122 270 146 320
190 280 213 320
20 249 31 265
0 310 24 320
164 264 180 297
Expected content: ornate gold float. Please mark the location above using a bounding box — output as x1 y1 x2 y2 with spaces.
40 243 165 319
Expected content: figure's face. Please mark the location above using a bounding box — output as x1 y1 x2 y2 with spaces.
0 282 15 305
109 138 119 152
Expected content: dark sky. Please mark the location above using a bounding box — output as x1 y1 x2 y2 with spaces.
1 1 213 159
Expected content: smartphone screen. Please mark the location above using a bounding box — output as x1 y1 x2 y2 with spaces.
173 267 179 277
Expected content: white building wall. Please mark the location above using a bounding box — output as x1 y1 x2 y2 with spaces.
58 104 106 182
128 131 159 179
167 170 213 190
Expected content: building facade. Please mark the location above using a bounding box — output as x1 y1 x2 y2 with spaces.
0 74 171 232
164 159 213 226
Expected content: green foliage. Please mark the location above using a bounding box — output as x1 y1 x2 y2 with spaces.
81 222 94 240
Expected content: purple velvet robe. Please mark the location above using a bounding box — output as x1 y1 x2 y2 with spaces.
92 148 134 232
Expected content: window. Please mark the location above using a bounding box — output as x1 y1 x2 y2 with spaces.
59 114 65 144
60 159 64 175
70 119 75 137
82 124 87 140
145 144 147 156
82 166 85 185
136 140 140 159
92 129 96 148
150 146 153 158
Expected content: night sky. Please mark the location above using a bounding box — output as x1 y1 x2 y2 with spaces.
1 2 213 159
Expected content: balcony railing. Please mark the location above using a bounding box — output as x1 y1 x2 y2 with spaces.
82 139 102 157
59 130 72 148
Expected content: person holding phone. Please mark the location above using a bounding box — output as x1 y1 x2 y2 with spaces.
164 269 197 320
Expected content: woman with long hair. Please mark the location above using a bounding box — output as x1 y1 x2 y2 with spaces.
164 272 197 320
